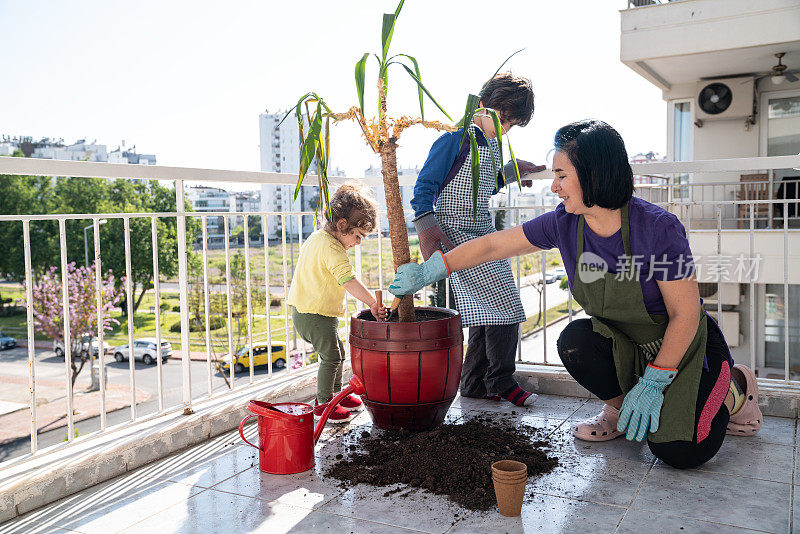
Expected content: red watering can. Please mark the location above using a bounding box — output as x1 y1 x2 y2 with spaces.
238 374 366 474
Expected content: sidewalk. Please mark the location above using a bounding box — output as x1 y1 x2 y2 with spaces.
0 375 149 445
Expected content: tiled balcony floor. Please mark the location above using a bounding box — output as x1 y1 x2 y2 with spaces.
1 394 797 534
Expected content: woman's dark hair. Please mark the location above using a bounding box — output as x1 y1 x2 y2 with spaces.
479 72 534 127
324 182 377 233
553 119 633 209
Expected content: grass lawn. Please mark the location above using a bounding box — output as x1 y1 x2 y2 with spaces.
521 299 583 336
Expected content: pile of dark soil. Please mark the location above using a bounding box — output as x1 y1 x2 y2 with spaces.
325 414 558 511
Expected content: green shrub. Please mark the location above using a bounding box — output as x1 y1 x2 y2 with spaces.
169 316 225 333
172 305 180 312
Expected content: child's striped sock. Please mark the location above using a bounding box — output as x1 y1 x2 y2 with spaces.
501 385 538 407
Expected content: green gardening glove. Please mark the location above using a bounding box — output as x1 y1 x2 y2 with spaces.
617 364 677 442
388 251 449 297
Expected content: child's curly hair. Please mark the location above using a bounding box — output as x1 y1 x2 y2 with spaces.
324 182 378 234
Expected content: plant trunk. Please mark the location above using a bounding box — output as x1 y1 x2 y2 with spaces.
379 141 415 322
132 277 152 313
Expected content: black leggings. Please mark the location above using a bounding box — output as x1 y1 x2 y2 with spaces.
557 319 731 469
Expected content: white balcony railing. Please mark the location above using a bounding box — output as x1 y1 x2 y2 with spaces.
0 154 798 472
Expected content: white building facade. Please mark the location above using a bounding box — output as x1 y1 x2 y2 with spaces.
364 164 417 234
620 0 800 376
258 111 318 239
1 136 155 164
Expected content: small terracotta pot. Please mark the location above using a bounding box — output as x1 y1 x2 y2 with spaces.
491 460 527 517
491 460 527 478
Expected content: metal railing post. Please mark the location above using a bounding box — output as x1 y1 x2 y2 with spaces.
123 217 136 420
175 180 193 413
23 221 38 453
151 217 164 412
95 219 107 426
58 219 74 440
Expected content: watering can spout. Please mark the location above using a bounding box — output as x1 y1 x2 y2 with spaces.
313 374 365 444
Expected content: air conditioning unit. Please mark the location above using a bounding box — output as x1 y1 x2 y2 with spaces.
698 282 740 306
705 310 742 347
697 282 742 306
695 77 754 121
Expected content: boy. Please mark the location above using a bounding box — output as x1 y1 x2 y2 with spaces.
410 73 544 406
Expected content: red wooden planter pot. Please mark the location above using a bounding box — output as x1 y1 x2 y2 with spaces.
349 307 463 430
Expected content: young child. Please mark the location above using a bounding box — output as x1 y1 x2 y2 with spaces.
409 72 545 407
287 183 386 424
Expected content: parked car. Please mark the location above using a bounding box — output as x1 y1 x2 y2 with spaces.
553 267 567 280
54 333 110 359
221 343 288 374
0 331 16 350
543 271 557 284
114 338 173 365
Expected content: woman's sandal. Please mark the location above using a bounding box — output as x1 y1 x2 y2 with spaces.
572 404 624 442
726 364 763 436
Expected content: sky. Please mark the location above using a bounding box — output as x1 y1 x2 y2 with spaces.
0 0 666 191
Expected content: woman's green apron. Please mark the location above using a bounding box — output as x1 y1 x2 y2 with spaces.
570 203 707 443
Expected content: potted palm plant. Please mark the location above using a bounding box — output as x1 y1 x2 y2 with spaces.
286 0 526 429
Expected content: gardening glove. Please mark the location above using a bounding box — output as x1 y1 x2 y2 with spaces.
502 159 547 187
413 211 454 261
388 251 449 297
617 364 677 442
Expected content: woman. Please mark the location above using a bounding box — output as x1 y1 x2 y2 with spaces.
389 119 763 468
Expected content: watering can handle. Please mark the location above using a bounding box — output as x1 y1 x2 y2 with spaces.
239 415 260 450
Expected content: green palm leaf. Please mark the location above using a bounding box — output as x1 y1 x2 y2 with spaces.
468 129 480 219
355 53 369 116
489 48 524 80
395 54 424 121
399 64 451 121
487 109 503 183
296 102 323 200
508 142 521 187
458 95 480 150
381 0 405 61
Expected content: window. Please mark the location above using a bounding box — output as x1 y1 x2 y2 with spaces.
766 95 800 157
671 101 692 200
764 284 800 373
762 91 800 227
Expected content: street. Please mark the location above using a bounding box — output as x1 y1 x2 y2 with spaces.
0 346 284 462
0 271 569 462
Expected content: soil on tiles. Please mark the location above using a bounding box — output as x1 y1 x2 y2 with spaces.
325 414 559 511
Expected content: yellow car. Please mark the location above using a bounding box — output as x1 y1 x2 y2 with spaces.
222 344 287 374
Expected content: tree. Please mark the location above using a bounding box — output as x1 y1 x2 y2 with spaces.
186 251 265 388
531 279 545 327
494 199 508 231
0 174 59 279
0 176 198 314
27 263 122 386
559 275 569 292
287 1 525 321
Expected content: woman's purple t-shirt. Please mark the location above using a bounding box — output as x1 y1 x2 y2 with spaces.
521 196 695 315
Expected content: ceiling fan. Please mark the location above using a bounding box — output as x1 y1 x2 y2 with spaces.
762 53 798 85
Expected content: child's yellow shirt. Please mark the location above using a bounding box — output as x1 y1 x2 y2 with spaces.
287 229 355 317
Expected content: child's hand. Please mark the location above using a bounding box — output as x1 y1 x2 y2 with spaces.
370 301 388 322
504 159 546 185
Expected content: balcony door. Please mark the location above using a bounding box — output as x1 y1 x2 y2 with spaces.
760 90 800 227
